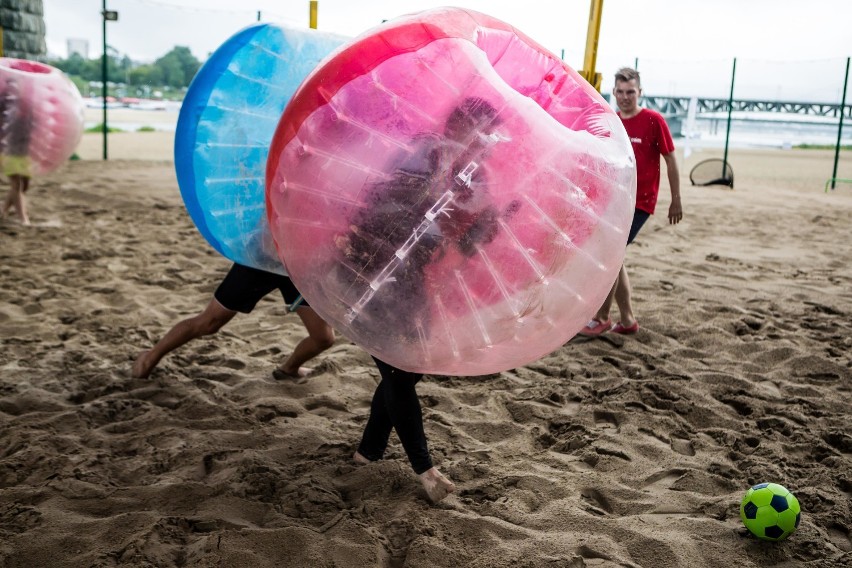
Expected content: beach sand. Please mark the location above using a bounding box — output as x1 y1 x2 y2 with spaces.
1 139 851 567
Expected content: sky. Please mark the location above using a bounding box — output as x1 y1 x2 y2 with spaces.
42 0 852 101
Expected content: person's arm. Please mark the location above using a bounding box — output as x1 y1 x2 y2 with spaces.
663 152 682 224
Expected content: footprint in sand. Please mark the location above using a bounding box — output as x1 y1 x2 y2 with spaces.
641 469 687 489
22 303 43 315
580 487 613 515
593 410 620 431
382 518 418 562
669 433 696 456
219 357 247 370
0 504 43 533
716 394 753 417
303 395 349 413
828 523 852 552
575 545 616 563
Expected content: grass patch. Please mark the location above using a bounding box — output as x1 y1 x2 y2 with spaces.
795 143 852 150
136 125 156 132
85 123 122 133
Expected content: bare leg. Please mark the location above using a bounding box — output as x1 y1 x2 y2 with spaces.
132 298 236 378
357 358 455 503
273 306 334 378
611 264 636 327
2 186 14 217
8 175 30 225
594 268 620 323
419 467 456 503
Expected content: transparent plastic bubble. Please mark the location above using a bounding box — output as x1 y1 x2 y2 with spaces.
175 23 347 273
0 58 84 176
266 8 636 375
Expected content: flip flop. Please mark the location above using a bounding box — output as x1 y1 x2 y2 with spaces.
611 321 639 335
579 319 613 336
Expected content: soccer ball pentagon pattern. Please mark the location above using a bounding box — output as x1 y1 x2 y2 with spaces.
740 483 801 541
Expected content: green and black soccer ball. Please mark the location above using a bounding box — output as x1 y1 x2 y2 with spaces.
740 483 801 541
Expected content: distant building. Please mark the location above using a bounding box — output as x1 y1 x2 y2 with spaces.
67 38 89 59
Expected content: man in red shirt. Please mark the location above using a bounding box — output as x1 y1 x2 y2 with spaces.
581 67 683 336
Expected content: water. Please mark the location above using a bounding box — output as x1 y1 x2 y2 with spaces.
83 97 180 132
82 99 850 148
679 113 850 150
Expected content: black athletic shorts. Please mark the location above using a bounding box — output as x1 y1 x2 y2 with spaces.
214 263 307 314
627 209 651 245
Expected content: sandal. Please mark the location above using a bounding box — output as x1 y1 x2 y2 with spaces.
611 321 639 335
579 319 613 336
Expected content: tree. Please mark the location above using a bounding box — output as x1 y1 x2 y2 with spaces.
128 64 163 87
153 46 201 88
47 44 203 97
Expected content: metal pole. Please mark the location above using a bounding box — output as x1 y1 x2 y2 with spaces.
634 57 638 71
309 1 318 29
257 11 261 22
579 0 604 90
722 57 736 179
101 0 108 160
830 57 850 190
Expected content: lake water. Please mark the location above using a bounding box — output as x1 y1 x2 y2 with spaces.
675 113 850 149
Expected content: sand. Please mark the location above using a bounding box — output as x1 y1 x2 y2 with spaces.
1 140 851 567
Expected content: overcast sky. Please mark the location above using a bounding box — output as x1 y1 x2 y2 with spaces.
43 0 852 100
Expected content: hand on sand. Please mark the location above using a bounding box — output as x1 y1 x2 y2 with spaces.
131 350 155 379
271 365 312 381
419 467 455 504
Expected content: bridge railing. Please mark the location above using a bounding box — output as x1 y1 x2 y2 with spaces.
640 96 851 119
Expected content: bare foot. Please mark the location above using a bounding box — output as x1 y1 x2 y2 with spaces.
272 365 312 380
131 350 156 379
352 451 371 465
419 467 455 503
1 215 30 226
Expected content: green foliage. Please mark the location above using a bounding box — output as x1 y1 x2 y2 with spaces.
47 45 201 95
136 126 156 132
153 46 200 88
66 74 88 97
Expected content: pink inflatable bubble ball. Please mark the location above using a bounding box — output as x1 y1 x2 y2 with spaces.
266 7 636 375
0 58 84 177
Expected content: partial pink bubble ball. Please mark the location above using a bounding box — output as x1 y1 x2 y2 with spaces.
0 58 84 176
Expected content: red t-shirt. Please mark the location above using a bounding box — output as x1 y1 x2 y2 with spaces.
619 108 675 214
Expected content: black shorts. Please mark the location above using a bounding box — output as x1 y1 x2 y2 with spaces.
627 209 651 244
214 263 307 314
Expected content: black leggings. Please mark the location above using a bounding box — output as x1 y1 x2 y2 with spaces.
357 357 433 474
